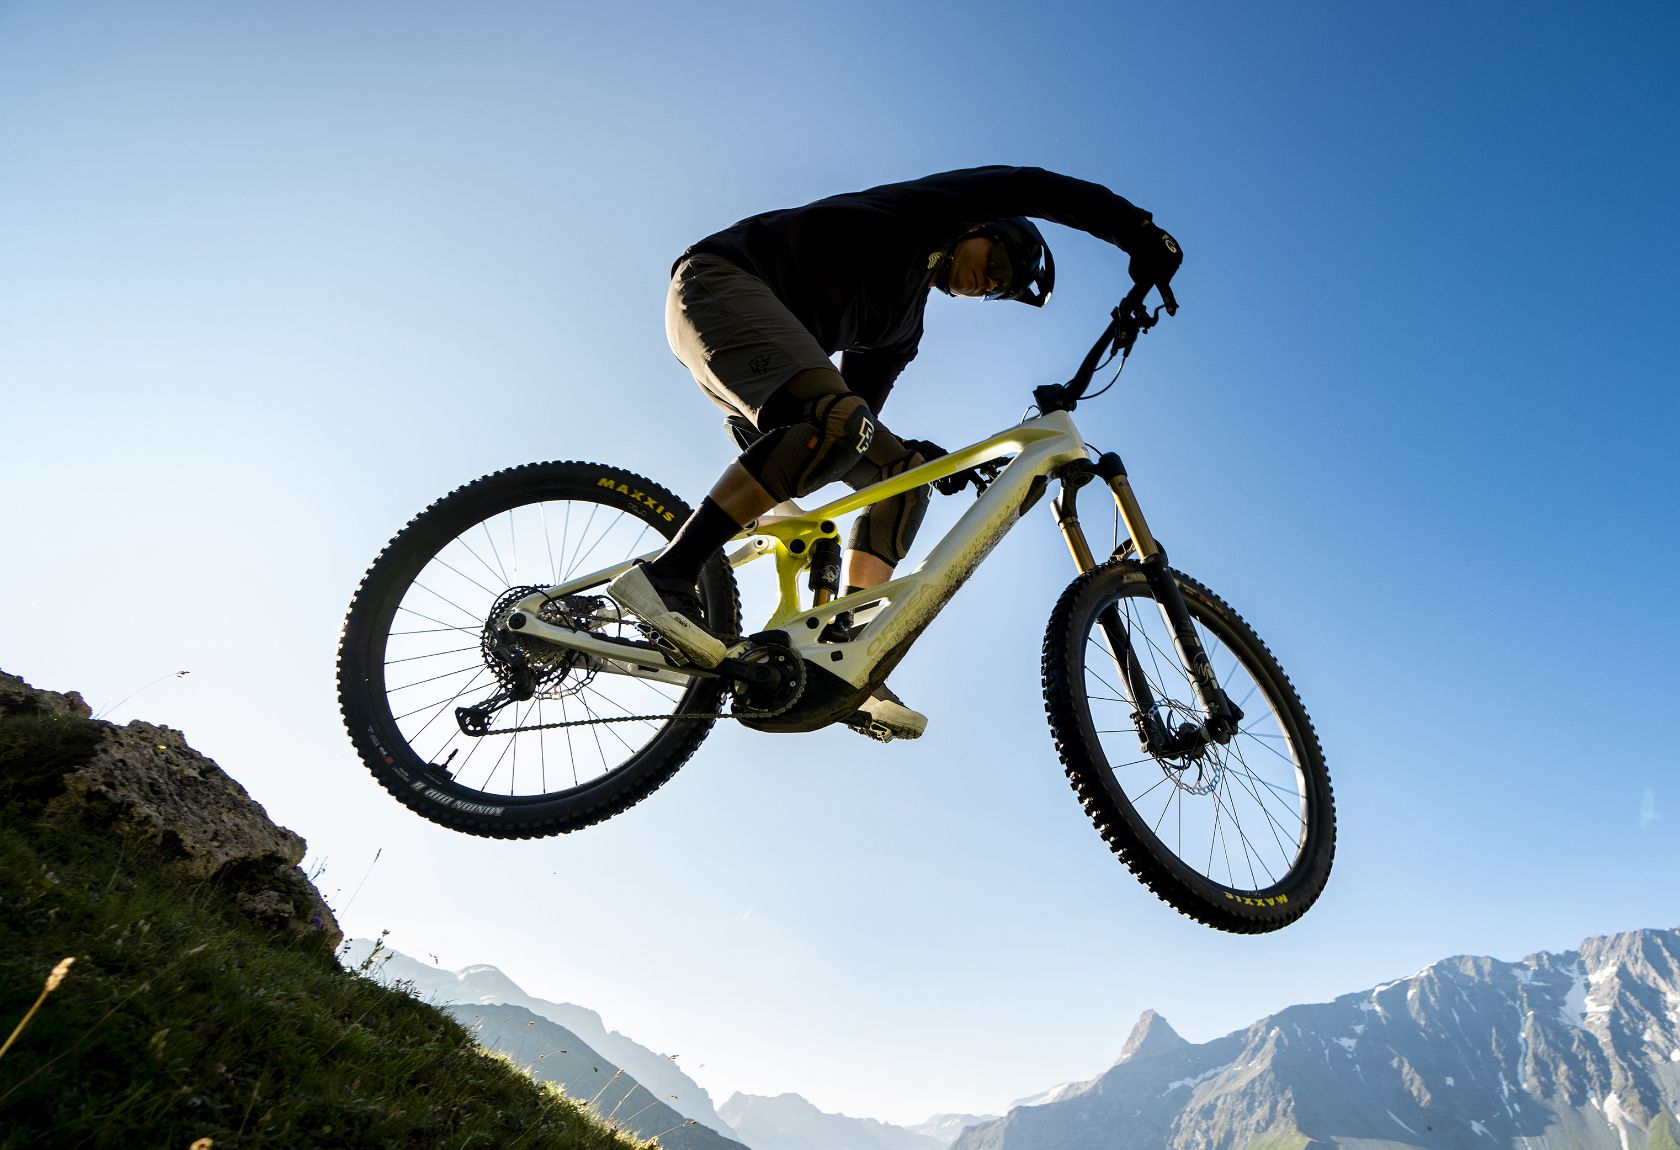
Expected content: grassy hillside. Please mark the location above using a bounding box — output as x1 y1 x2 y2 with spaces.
0 703 653 1149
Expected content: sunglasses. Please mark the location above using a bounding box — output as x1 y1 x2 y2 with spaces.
984 241 1014 296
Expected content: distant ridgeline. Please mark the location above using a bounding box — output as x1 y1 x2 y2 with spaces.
349 928 1680 1150
950 930 1680 1150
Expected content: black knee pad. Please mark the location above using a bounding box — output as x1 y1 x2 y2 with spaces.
737 394 877 502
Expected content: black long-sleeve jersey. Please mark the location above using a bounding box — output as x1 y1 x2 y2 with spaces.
681 166 1157 413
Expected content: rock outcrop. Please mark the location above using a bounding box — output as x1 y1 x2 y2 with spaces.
0 669 340 946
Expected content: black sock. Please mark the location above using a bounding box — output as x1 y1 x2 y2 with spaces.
649 497 740 586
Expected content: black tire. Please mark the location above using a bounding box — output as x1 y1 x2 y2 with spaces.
338 461 738 839
1042 560 1334 932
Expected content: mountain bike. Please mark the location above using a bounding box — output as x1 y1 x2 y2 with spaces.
337 285 1335 933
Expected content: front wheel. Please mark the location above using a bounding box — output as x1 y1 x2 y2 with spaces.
337 461 738 839
1042 560 1334 932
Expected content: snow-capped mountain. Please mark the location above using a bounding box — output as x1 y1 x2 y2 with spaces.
951 927 1680 1150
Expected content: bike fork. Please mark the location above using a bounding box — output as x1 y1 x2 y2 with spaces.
1053 457 1241 751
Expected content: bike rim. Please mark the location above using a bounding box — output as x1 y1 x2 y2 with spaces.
1080 586 1312 895
373 494 703 801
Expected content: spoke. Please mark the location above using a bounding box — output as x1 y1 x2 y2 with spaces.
559 693 582 788
408 667 497 745
480 516 513 587
386 663 487 694
430 553 507 601
385 645 480 667
1150 784 1176 839
578 692 641 755
561 503 609 582
1226 742 1307 839
1082 639 1131 707
408 582 491 632
535 696 549 794
1225 756 1300 863
1104 753 1172 771
580 680 669 737
1208 783 1254 888
471 707 524 793
541 501 560 585
559 499 576 582
393 665 491 726
1243 725 1301 767
457 528 510 589
579 692 611 776
395 605 482 636
1212 781 1273 889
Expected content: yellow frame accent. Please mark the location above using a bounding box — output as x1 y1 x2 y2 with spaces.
729 419 1075 631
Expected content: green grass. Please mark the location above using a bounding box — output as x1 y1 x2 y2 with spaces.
0 710 650 1149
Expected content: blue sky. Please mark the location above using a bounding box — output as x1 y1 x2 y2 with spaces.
3 0 1676 1126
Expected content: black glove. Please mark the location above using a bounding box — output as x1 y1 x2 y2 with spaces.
1127 221 1183 292
901 439 978 496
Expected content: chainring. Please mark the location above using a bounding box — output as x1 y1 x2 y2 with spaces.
728 643 808 721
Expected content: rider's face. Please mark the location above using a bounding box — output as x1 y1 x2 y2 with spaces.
946 235 1000 298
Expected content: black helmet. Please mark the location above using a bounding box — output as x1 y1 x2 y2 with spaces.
977 217 1055 306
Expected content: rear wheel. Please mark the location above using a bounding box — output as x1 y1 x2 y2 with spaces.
337 461 738 838
1042 560 1334 932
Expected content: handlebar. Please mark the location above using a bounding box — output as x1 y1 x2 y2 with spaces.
1032 280 1175 414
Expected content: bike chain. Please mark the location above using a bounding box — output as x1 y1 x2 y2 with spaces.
473 644 808 735
466 588 809 736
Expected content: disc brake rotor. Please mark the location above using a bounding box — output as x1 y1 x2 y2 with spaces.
1150 701 1225 796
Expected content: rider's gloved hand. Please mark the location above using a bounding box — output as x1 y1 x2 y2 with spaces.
902 439 979 496
1127 221 1183 292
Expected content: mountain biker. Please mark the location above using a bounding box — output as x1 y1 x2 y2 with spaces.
608 165 1182 741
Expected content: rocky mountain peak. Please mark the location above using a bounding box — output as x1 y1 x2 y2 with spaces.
1118 1008 1188 1063
953 926 1680 1150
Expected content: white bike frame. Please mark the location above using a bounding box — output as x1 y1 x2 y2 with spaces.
501 408 1107 691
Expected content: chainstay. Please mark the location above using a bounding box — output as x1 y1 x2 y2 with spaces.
473 629 809 734
473 678 799 731
487 707 731 734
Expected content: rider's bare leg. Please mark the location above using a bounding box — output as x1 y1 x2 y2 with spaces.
842 550 894 596
709 461 776 526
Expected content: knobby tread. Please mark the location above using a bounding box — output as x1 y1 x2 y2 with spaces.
1041 559 1335 933
337 461 739 839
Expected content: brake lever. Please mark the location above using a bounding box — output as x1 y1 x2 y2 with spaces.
1112 299 1170 358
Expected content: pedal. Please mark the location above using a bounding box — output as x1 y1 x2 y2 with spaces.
644 630 697 668
844 713 896 743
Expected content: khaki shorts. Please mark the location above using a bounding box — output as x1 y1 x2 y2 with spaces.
665 254 836 426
